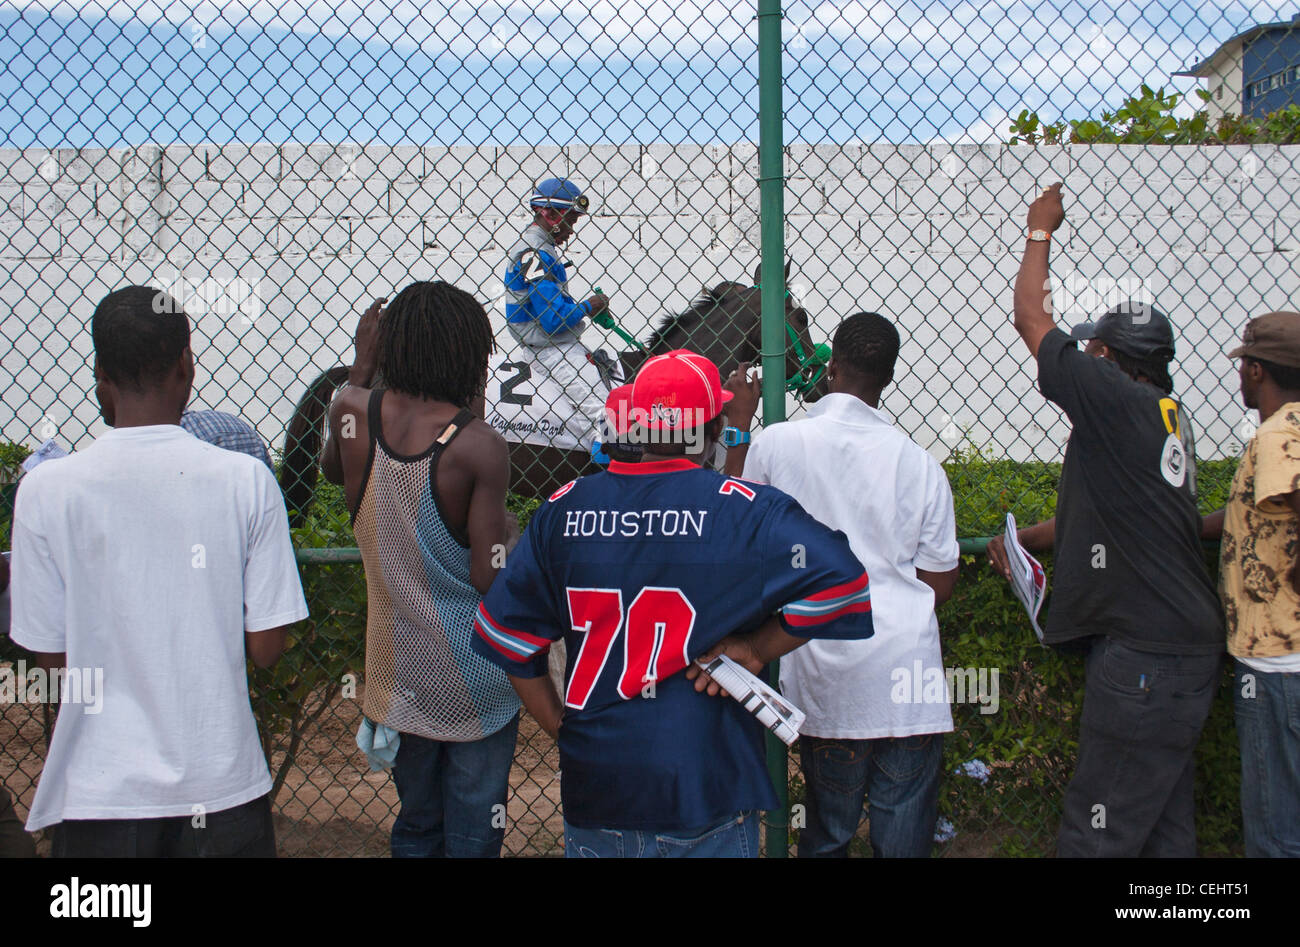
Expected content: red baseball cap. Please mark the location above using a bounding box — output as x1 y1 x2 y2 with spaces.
630 349 733 430
603 384 635 436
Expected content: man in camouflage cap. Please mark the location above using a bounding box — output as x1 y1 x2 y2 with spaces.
1211 311 1300 856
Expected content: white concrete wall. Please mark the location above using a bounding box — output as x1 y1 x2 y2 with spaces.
2 142 1297 465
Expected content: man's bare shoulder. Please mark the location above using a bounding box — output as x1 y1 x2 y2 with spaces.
456 417 509 465
329 386 371 427
432 415 509 484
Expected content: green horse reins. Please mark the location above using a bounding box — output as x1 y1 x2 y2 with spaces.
589 287 650 354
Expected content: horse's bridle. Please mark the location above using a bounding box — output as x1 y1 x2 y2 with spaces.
751 286 831 396
785 323 831 397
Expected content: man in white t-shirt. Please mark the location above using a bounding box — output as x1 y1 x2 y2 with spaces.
724 311 960 857
9 285 309 857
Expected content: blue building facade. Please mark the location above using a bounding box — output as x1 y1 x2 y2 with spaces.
1242 23 1300 116
1179 15 1300 118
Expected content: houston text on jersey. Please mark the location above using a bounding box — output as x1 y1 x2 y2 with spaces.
562 508 709 538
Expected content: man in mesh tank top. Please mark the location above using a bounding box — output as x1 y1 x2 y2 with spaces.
323 282 521 858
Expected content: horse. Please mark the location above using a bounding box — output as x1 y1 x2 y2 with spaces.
278 263 829 525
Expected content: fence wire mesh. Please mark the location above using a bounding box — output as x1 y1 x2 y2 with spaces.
1 2 1295 856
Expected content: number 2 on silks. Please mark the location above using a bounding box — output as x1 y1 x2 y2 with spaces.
498 361 533 406
564 587 697 709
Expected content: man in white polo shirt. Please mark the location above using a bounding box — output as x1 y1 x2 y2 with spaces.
9 285 308 856
724 311 959 857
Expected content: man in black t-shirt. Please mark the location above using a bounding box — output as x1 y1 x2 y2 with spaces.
986 183 1224 857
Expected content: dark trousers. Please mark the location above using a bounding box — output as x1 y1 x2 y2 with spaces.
50 793 276 858
0 787 35 858
1057 637 1220 857
797 732 944 858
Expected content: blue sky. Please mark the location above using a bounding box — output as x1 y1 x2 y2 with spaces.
0 0 1292 147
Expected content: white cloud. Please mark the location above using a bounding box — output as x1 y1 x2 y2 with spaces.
932 108 1015 144
1 0 756 58
0 0 1257 143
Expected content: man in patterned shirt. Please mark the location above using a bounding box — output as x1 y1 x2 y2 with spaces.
504 178 612 452
1205 311 1300 857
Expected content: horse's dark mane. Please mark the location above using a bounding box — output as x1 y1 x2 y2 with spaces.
643 282 751 350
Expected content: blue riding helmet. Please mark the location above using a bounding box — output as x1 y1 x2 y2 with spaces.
529 178 590 214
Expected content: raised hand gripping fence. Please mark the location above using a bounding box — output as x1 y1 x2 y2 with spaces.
2 2 1295 856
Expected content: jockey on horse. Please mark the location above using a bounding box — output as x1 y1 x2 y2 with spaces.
503 178 619 457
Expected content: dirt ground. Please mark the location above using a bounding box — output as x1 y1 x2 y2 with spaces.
267 693 566 857
3 691 1005 858
0 696 50 855
0 691 566 858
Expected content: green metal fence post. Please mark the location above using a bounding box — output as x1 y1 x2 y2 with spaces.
758 0 787 432
757 0 789 859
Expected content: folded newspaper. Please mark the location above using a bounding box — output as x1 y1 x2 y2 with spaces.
694 654 805 746
1004 513 1046 642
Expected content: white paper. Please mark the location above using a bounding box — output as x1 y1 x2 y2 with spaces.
1004 513 1047 642
695 653 805 746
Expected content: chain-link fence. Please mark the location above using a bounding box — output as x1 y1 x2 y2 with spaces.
2 2 1296 856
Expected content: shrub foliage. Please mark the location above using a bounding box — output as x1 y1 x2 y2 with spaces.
1008 83 1300 146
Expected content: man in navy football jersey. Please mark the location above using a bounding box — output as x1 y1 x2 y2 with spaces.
471 349 874 857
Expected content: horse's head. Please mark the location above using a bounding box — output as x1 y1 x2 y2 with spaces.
635 267 830 404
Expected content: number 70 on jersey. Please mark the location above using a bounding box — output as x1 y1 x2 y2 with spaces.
564 587 696 708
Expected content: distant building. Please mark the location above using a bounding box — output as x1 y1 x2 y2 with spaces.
1176 14 1300 121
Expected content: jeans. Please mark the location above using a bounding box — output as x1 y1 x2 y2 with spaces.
1234 660 1300 857
50 794 275 858
1057 637 1221 858
796 733 944 858
564 811 760 858
391 713 520 858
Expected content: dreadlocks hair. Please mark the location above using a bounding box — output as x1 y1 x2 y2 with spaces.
1248 356 1300 392
91 285 191 392
377 281 496 407
1110 347 1174 394
832 311 900 389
